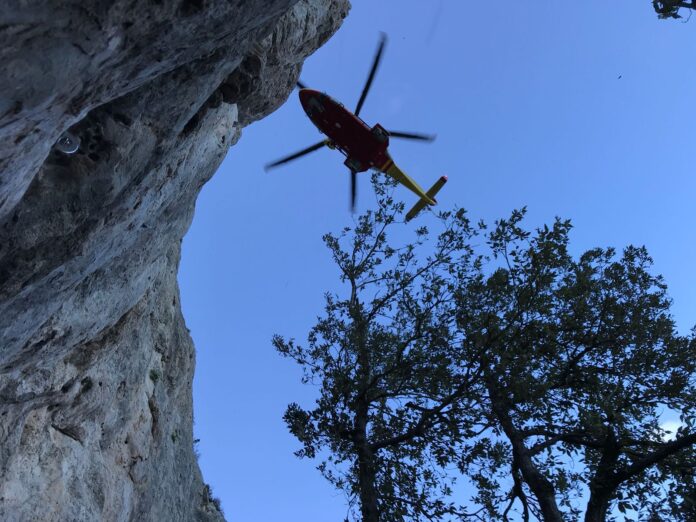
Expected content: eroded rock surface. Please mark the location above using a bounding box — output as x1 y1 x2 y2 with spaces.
0 1 349 520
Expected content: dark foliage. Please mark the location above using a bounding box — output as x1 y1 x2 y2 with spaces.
653 0 696 19
275 177 484 521
275 179 695 521
455 210 695 521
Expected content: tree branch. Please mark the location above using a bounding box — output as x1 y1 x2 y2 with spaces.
614 431 696 484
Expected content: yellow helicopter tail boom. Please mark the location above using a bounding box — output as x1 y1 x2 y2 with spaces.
405 176 448 221
382 161 436 206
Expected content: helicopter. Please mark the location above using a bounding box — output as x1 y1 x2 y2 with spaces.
265 33 447 221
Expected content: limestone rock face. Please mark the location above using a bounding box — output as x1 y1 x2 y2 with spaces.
0 1 349 520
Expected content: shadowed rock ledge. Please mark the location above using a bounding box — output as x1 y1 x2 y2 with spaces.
0 1 349 520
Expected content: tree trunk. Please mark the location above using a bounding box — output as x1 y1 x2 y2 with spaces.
351 296 379 522
354 395 379 522
485 376 565 522
584 428 620 522
509 438 565 522
584 491 611 522
356 438 380 522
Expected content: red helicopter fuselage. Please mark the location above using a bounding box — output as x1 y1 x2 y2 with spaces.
299 89 390 173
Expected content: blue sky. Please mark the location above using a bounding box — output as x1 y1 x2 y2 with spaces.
179 1 696 519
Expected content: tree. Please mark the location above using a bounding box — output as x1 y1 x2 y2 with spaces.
454 210 696 521
275 180 695 521
653 0 696 19
274 178 485 522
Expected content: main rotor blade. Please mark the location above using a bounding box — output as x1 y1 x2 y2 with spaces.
265 141 327 171
388 131 436 142
354 33 387 117
296 80 308 89
350 170 357 212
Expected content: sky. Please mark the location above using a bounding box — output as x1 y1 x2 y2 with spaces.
178 1 696 520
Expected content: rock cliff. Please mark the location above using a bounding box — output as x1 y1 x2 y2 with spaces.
0 1 349 520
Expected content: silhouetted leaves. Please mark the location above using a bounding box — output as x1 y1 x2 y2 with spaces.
653 0 696 19
274 177 695 521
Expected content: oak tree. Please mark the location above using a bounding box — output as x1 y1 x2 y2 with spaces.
275 179 484 522
455 211 696 521
275 181 695 521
